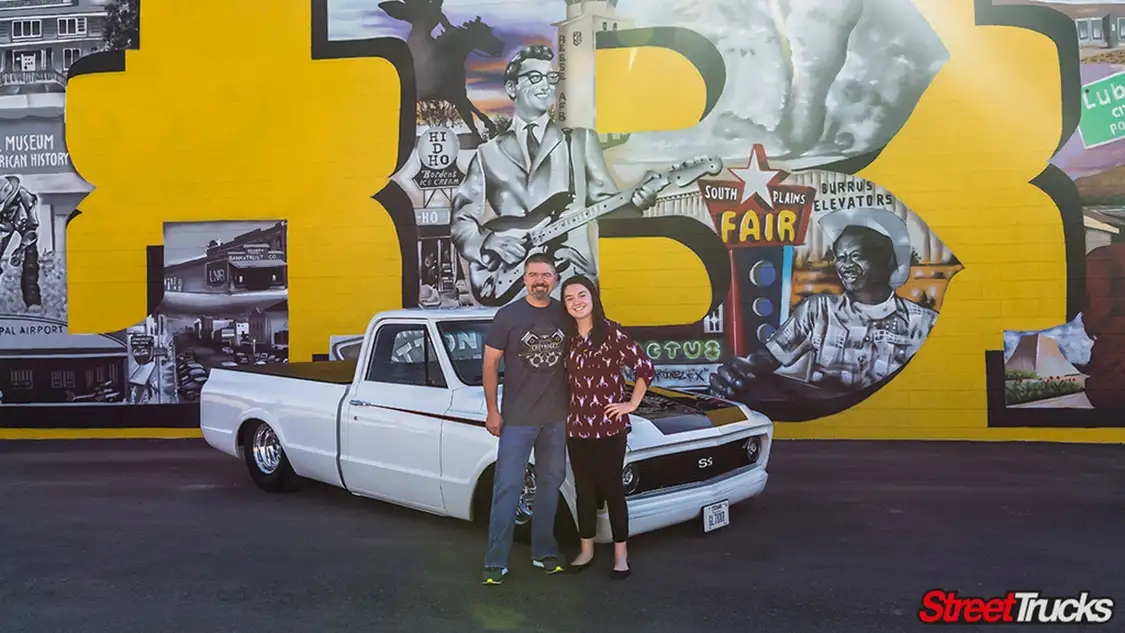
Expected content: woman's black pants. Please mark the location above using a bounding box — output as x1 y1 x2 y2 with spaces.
567 431 628 543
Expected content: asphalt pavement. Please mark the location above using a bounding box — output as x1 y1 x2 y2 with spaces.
0 438 1122 633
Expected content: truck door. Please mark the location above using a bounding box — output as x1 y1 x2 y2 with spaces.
340 321 451 511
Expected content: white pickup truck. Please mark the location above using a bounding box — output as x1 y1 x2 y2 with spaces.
200 307 774 542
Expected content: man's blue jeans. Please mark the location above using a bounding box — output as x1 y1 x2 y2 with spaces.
483 420 567 569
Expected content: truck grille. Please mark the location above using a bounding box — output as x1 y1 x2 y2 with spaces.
629 436 757 496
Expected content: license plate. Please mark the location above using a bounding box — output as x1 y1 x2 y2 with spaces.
702 499 729 533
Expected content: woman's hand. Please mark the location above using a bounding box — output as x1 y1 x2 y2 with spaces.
604 402 637 420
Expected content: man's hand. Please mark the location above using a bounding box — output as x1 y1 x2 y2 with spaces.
482 233 528 267
486 410 503 436
631 172 666 211
710 357 758 398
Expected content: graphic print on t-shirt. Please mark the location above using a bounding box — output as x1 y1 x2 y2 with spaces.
519 327 565 371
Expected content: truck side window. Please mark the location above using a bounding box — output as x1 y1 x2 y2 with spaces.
365 325 447 388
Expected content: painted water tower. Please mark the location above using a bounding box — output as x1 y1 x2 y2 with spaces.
553 0 633 132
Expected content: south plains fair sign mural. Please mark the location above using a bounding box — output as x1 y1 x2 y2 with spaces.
1 0 1123 444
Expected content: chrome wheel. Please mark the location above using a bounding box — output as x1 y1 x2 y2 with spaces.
514 465 536 525
252 424 282 474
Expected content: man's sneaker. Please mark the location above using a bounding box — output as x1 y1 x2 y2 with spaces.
481 567 507 585
532 556 565 574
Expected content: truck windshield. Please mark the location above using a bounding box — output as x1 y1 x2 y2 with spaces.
436 320 503 386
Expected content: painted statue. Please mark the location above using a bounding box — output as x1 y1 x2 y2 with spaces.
0 175 42 309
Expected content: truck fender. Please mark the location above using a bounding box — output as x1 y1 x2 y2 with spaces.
235 407 283 457
468 453 578 524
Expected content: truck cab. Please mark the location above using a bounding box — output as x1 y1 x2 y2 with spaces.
337 308 500 518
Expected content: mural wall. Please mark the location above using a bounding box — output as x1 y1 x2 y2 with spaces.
991 0 1125 426
324 0 955 425
0 0 142 418
5 0 1125 441
0 1 293 422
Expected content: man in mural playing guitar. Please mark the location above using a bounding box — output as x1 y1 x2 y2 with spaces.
451 44 722 306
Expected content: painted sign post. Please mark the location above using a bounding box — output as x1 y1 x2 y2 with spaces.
413 126 464 190
699 145 816 357
1079 71 1125 149
130 334 154 365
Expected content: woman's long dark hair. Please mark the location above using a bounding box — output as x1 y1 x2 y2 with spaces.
561 275 607 348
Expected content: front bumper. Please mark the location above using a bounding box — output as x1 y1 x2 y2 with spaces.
592 464 768 543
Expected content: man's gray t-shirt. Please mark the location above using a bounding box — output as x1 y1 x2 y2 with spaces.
486 298 569 426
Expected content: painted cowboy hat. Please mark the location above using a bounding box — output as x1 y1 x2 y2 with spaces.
818 207 913 289
0 176 21 207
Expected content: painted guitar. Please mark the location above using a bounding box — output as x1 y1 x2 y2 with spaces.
468 155 724 305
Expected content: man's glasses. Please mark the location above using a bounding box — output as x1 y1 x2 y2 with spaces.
518 71 560 85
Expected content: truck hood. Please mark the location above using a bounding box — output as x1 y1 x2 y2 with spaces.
448 384 770 452
624 386 769 452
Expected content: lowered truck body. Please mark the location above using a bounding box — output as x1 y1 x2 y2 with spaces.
200 307 774 542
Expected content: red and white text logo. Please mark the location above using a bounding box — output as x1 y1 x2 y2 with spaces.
918 590 1115 625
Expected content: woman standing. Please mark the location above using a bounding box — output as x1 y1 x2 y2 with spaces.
560 275 655 579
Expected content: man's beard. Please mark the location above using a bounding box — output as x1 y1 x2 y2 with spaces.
529 284 550 299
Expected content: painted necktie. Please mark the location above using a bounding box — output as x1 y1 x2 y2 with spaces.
526 122 539 164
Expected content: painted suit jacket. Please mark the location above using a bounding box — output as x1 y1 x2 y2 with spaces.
450 120 625 289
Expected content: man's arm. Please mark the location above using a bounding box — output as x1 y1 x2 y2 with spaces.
482 310 509 435
576 128 619 204
482 344 503 435
450 152 492 266
577 127 660 215
17 188 38 232
710 297 818 397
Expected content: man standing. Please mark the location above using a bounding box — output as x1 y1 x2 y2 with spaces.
451 44 661 306
480 253 570 584
710 208 937 403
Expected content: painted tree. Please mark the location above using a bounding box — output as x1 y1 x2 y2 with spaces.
102 0 140 51
417 100 459 129
485 115 512 140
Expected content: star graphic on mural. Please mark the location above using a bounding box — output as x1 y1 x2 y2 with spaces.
728 146 786 209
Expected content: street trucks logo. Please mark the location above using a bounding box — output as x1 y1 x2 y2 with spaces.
919 590 1114 625
518 328 565 371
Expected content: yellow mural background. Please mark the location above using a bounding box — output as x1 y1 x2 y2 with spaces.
44 0 1125 442
65 0 407 367
598 0 1125 443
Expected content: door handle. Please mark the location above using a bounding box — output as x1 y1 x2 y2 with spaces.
349 399 374 407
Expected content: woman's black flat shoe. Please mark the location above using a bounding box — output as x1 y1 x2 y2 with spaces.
567 560 594 573
611 567 631 580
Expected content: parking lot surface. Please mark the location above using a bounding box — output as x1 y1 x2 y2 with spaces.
1 438 1122 632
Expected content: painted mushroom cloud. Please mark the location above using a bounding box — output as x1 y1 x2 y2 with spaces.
612 0 950 169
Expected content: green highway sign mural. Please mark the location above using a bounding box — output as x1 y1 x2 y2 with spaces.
1080 71 1125 149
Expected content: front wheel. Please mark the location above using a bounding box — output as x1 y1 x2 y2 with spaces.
242 420 296 492
477 463 578 547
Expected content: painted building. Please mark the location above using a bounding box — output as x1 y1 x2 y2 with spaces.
553 0 632 130
247 299 288 349
163 221 288 296
0 314 127 404
0 0 106 91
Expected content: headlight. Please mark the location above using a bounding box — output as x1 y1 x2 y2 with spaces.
745 436 762 464
622 463 639 495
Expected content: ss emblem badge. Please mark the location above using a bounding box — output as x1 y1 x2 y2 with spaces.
698 457 713 468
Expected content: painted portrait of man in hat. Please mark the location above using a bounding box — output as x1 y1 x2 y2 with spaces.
711 207 938 405
0 174 43 310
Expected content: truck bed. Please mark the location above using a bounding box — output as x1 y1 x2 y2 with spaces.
228 359 358 385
